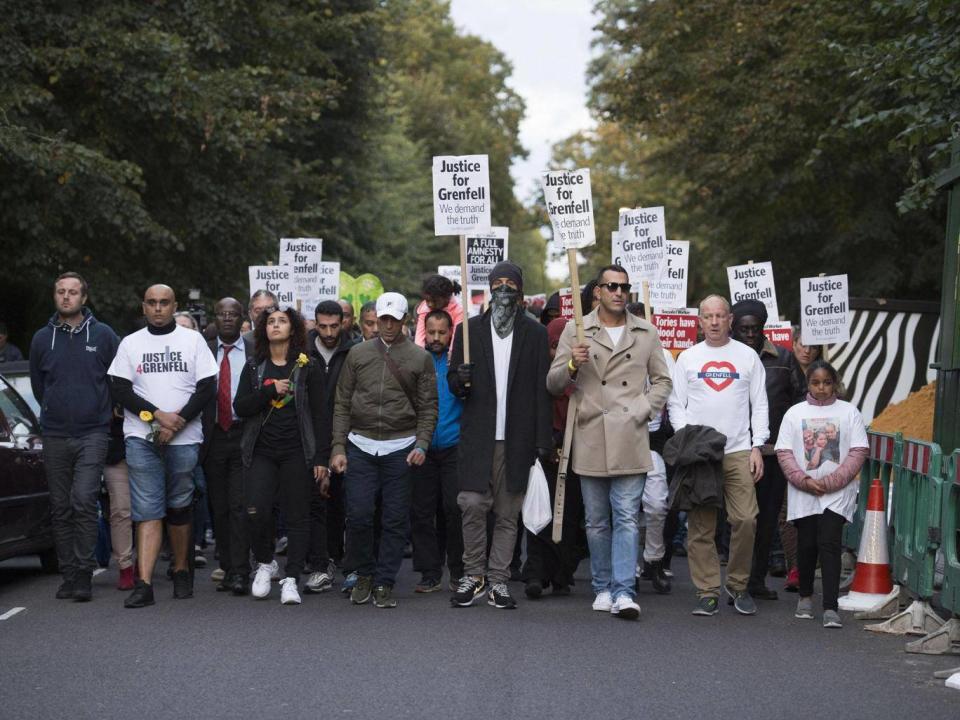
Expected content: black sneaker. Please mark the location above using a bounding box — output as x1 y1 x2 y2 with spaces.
648 561 672 595
55 575 75 600
124 579 155 608
725 585 758 615
72 571 92 602
524 579 543 599
487 582 517 609
172 570 193 599
748 584 779 600
372 584 397 608
692 596 719 616
451 575 486 607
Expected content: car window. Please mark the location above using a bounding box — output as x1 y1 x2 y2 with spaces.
0 376 39 440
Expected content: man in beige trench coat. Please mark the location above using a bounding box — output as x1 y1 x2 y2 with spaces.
548 264 672 620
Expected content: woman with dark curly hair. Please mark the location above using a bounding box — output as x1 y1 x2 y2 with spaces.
414 274 463 348
234 306 330 605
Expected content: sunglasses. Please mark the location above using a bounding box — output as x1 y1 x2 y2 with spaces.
599 282 632 294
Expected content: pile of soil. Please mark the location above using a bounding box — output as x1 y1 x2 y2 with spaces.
869 381 936 441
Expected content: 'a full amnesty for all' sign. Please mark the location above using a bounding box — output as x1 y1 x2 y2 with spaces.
652 310 699 351
540 169 596 249
800 274 850 345
727 261 779 322
432 155 491 235
465 227 508 285
249 265 294 307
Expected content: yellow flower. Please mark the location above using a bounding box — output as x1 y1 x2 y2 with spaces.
139 411 154 422
297 353 309 367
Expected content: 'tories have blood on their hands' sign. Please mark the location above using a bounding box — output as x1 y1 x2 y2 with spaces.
763 321 793 351
652 310 699 351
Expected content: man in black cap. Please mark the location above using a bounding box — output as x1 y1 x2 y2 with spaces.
731 299 798 601
448 261 552 609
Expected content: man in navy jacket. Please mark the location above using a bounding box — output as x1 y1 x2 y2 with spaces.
30 272 119 602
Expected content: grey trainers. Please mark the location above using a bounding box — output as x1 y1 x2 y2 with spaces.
795 597 814 619
372 584 397 608
692 596 719 616
350 575 373 605
823 609 842 628
725 585 757 615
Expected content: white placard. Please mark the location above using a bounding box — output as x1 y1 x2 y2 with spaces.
279 237 323 306
302 261 341 315
249 266 294 308
727 261 779 322
649 240 690 311
540 168 596 249
465 227 509 285
432 155 491 235
466 285 489 318
800 274 850 345
617 206 666 283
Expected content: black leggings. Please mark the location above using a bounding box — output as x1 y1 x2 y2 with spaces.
246 446 313 580
794 510 845 611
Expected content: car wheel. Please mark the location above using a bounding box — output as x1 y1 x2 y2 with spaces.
39 547 59 574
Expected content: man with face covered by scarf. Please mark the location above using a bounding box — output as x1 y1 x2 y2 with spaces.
447 262 553 610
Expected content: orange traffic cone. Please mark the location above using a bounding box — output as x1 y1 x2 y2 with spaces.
838 479 896 611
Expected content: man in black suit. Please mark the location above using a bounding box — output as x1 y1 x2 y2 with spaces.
448 262 552 609
202 297 255 594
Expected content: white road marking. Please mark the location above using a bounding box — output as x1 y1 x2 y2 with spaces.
0 607 26 620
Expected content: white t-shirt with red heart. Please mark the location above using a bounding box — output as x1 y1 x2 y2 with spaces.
668 339 769 454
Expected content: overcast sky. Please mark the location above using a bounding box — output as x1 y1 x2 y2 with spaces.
448 0 597 205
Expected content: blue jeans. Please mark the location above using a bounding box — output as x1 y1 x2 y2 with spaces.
125 438 199 522
580 473 646 600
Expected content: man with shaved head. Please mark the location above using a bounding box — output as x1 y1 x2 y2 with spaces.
109 284 219 607
201 297 256 594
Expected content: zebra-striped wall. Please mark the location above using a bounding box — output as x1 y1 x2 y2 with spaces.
830 299 940 424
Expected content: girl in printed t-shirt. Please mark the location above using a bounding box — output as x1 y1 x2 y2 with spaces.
775 360 868 629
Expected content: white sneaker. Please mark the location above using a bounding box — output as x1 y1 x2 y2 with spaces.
252 560 278 599
210 568 225 582
280 577 301 605
305 571 333 593
611 595 641 620
592 591 613 612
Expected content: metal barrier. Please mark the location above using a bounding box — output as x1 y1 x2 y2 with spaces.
941 451 960 616
844 431 901 551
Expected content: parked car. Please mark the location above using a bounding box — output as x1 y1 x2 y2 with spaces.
0 370 55 571
0 360 40 416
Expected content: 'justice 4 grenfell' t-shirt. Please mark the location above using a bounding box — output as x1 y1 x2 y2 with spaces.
108 325 218 445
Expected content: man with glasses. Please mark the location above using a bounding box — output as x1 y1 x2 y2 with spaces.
548 265 672 619
244 289 278 345
449 262 552 610
201 297 255 594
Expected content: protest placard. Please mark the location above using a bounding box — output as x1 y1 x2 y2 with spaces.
465 227 508 285
727 261 779 322
652 309 699 351
800 274 850 345
249 265 294 308
649 240 689 311
558 287 575 320
540 169 595 250
466 285 489 318
432 155 491 236
302 261 340 314
279 237 323 307
617 206 666 285
763 321 793 351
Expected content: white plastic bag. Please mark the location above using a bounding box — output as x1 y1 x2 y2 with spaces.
522 459 552 534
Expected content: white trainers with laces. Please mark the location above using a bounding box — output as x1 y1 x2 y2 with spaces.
611 595 641 620
280 577 301 605
252 560 278 599
592 591 613 612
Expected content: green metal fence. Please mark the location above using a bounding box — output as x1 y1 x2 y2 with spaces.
940 451 960 616
844 431 901 551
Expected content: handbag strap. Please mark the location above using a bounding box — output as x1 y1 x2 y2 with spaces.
551 394 578 544
374 340 417 411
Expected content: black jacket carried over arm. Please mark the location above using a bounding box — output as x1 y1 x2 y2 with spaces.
663 424 727 511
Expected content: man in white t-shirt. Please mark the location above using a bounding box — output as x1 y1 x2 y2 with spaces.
108 285 218 608
668 294 769 616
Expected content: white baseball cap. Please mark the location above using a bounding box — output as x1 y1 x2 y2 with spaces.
376 292 408 320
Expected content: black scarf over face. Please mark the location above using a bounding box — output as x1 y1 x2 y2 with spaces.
490 285 520 338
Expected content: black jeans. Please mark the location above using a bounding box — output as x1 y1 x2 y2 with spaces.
245 445 312 579
749 454 787 589
410 446 462 582
345 442 412 587
522 460 582 588
326 472 346 564
43 433 109 576
795 509 845 611
308 480 328 569
203 426 249 576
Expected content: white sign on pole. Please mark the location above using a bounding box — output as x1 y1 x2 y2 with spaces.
465 227 508 285
617 206 667 283
800 274 850 346
279 237 323 306
727 261 779 322
540 168 596 249
432 155 491 235
611 231 643 286
649 240 690 311
302 261 342 315
249 266 294 308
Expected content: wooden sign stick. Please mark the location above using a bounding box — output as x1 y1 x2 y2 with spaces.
459 234 472 364
568 248 586 344
642 280 651 320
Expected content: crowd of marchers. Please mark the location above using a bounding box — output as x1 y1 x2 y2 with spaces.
25 262 865 626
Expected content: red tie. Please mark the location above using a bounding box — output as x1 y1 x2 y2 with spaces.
218 344 234 432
